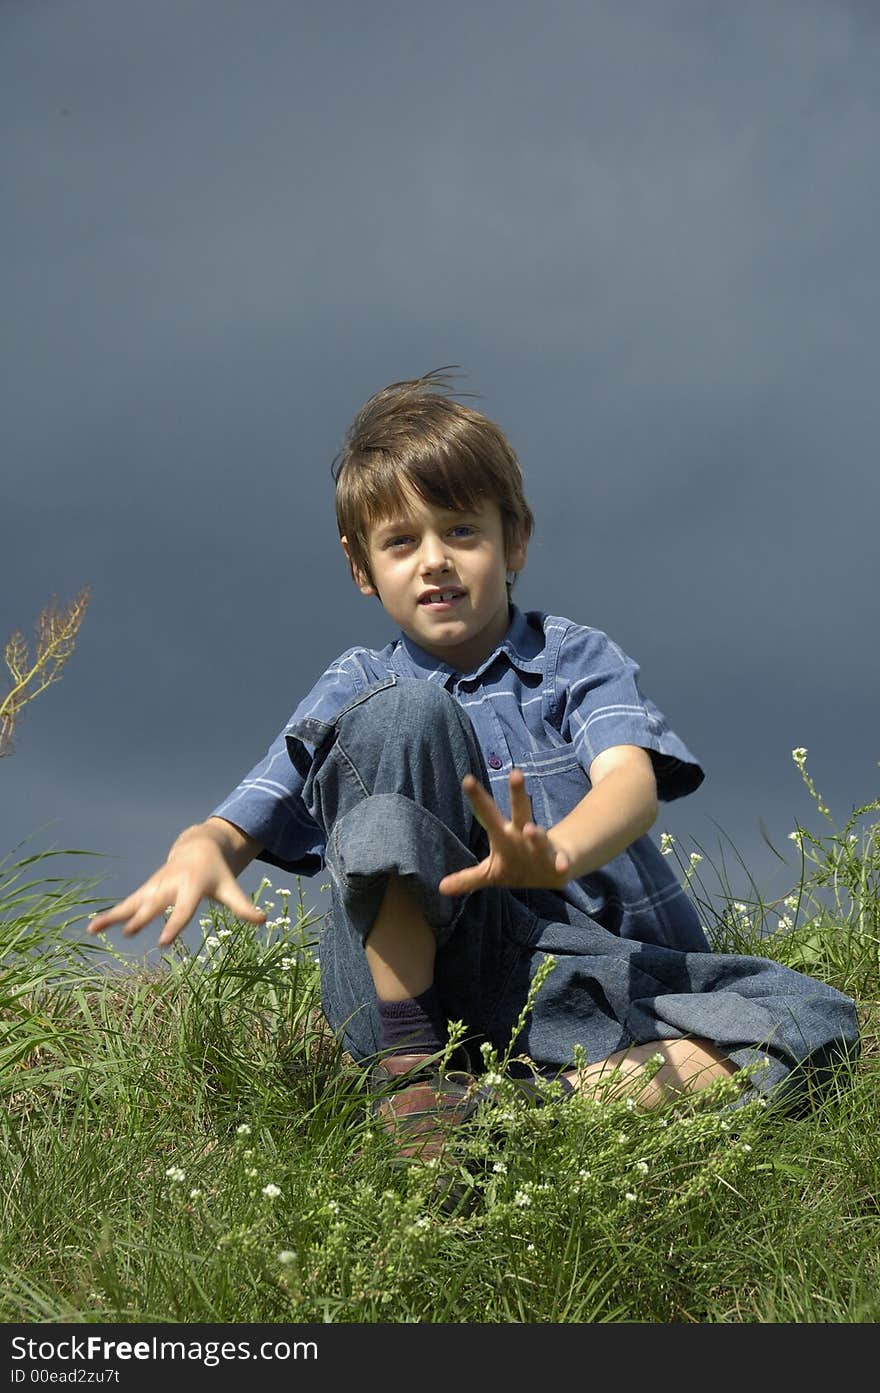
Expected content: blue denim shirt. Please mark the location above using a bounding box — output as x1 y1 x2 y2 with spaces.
211 604 710 951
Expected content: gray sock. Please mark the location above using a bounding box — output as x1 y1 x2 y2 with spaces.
377 986 444 1055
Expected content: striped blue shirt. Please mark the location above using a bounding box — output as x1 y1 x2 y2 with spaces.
211 604 710 951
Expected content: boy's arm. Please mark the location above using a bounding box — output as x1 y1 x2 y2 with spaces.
545 745 658 881
87 816 267 947
438 745 658 897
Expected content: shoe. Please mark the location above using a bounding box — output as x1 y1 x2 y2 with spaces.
370 1053 480 1163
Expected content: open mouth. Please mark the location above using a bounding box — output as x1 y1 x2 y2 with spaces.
419 591 465 610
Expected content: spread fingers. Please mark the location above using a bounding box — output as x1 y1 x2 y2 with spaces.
461 773 507 832
508 767 534 827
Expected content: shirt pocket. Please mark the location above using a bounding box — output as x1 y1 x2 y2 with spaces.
520 743 591 831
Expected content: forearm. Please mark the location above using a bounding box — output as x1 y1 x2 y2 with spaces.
547 765 658 882
168 816 262 878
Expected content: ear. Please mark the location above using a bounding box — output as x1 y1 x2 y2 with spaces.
506 528 528 576
340 535 378 597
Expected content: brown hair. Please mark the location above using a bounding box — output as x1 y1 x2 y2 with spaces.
331 366 535 600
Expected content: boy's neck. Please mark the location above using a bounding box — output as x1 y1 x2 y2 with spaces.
399 601 515 674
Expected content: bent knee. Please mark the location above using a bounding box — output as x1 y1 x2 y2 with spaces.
338 676 463 742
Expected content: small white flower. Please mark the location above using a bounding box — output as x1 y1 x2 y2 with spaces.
492 1161 508 1174
280 957 296 971
791 747 808 767
236 1123 251 1136
278 888 291 899
788 830 803 846
651 1052 666 1066
189 1188 202 1200
262 1183 282 1199
480 1041 494 1058
326 1200 340 1215
777 915 793 931
740 1143 753 1153
245 1167 258 1178
165 1166 185 1183
784 896 799 911
513 1189 532 1208
624 1191 637 1202
199 917 212 928
526 1243 535 1252
659 832 675 856
278 1250 296 1265
734 901 748 913
205 935 221 949
625 1097 636 1111
689 853 703 867
483 1071 503 1086
218 927 233 938
635 1160 649 1175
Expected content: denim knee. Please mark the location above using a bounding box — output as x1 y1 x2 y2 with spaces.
297 675 491 858
332 677 469 762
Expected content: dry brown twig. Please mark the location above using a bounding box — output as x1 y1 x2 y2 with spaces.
0 586 90 758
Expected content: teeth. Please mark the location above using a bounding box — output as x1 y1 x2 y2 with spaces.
425 591 459 603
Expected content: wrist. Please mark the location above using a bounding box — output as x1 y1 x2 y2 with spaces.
168 824 225 862
170 817 260 877
546 831 578 882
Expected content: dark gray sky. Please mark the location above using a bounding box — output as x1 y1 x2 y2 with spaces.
3 0 879 964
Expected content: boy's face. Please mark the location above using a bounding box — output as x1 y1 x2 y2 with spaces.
341 490 527 672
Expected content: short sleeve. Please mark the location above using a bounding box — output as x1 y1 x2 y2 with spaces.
209 654 364 875
552 623 705 802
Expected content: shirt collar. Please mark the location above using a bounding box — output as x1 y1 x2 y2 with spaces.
392 603 546 683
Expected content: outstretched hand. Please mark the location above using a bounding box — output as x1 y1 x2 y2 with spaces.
438 767 572 897
86 839 266 947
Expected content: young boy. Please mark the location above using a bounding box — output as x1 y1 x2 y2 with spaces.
88 369 859 1160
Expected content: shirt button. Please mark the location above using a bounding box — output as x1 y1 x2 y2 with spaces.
487 753 502 769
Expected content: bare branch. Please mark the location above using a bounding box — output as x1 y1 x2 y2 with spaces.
0 586 91 758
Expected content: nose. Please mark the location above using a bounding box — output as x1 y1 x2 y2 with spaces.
418 530 451 572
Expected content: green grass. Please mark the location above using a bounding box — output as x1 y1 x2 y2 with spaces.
2 755 878 1324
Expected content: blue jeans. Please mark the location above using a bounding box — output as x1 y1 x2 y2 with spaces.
290 678 860 1103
